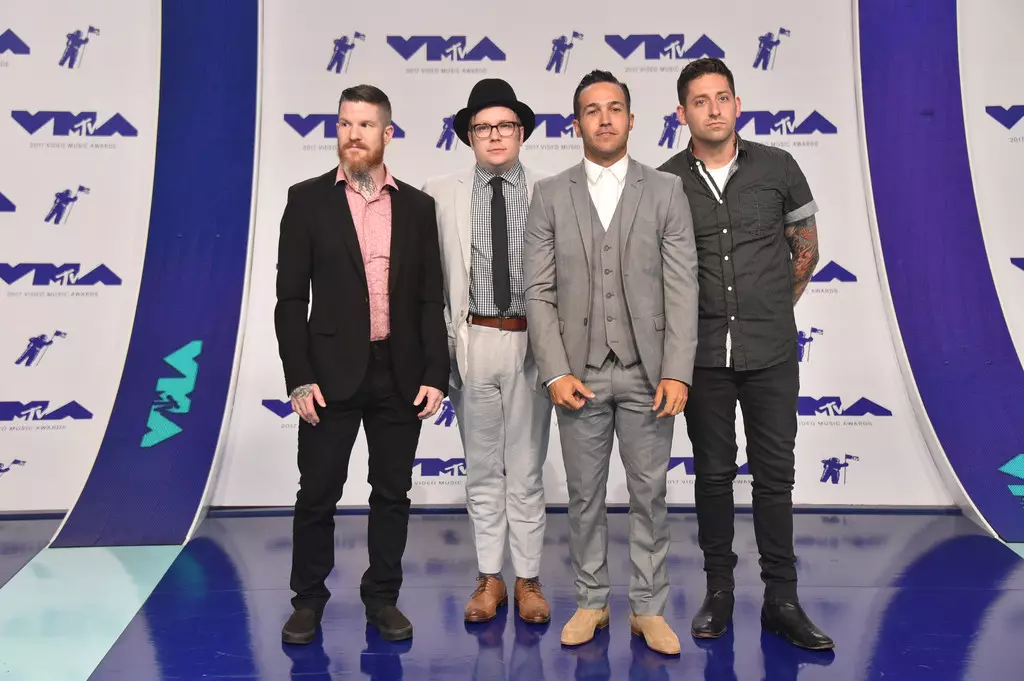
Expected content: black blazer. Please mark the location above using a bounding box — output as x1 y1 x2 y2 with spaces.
274 167 449 404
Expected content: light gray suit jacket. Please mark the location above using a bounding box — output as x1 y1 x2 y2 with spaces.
523 157 699 392
422 164 548 390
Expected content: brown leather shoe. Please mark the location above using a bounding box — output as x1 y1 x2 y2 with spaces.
465 575 507 622
514 577 551 623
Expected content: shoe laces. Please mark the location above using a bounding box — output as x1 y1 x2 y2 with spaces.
519 577 542 595
473 575 500 596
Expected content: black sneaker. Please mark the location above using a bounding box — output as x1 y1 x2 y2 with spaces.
367 604 413 641
282 607 321 645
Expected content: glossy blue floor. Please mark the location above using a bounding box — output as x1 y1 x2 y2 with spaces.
2 510 1024 680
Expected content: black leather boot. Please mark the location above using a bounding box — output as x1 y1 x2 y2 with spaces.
367 604 413 641
761 599 834 650
690 590 734 638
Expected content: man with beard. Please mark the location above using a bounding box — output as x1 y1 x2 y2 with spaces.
524 70 699 654
275 84 449 645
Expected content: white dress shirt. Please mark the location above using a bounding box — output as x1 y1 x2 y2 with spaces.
583 154 629 230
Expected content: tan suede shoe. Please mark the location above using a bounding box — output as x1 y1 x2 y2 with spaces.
629 612 681 655
514 578 551 623
560 605 610 646
464 576 507 622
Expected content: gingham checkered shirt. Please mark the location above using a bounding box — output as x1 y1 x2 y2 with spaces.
469 161 529 317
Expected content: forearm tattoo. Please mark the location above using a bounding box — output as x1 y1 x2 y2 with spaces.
784 215 820 304
290 384 314 399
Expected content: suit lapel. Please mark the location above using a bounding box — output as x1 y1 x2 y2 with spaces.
568 162 594 272
326 178 366 286
618 159 645 253
389 185 407 296
455 170 472 277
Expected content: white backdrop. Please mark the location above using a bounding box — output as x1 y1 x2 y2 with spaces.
0 1 160 511
213 0 953 508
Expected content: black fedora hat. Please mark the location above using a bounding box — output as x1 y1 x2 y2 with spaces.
453 78 536 146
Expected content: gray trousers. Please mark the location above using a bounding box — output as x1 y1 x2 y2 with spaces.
556 353 674 615
448 324 552 577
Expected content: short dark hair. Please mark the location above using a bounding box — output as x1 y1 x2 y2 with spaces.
573 70 631 119
338 84 392 124
676 58 735 106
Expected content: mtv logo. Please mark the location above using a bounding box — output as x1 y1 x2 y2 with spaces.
262 399 294 418
0 190 14 212
985 105 1024 130
1012 258 1024 271
11 111 138 137
283 114 405 139
668 457 749 475
141 340 202 448
386 36 505 62
0 459 26 476
735 111 837 136
535 113 576 138
0 400 93 422
0 29 29 55
798 396 892 417
604 34 724 60
414 457 467 477
0 263 122 286
810 261 856 283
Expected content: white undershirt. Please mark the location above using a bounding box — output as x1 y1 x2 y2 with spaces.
583 154 628 230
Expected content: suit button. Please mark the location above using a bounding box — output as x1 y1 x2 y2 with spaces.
584 318 588 326
605 269 612 275
604 245 610 251
605 293 612 298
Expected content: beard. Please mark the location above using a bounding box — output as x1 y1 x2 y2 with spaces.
338 139 384 175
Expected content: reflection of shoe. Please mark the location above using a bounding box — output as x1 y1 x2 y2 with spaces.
515 577 551 623
366 604 413 641
560 606 610 646
761 599 834 650
465 575 508 622
282 608 321 645
629 613 681 655
690 590 734 639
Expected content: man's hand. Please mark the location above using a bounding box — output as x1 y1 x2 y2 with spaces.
652 379 688 418
291 383 325 425
548 375 595 410
415 385 444 420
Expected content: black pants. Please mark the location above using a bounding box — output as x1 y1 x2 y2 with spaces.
290 339 422 614
683 349 799 600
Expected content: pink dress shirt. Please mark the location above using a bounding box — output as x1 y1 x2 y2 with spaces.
336 165 398 341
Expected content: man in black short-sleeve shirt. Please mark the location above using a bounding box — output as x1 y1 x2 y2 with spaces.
658 57 834 651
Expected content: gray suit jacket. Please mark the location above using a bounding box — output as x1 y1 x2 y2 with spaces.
523 157 699 391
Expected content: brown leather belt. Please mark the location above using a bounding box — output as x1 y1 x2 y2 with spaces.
469 315 527 331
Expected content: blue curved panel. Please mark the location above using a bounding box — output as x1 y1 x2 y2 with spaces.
51 0 258 547
859 0 1024 540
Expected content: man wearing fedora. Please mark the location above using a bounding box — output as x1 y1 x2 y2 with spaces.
422 79 554 624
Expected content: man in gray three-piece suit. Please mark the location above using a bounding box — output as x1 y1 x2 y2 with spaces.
524 70 699 655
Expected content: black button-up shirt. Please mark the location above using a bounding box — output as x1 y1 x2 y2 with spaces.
658 135 817 371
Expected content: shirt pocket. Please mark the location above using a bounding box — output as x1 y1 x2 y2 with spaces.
738 189 784 240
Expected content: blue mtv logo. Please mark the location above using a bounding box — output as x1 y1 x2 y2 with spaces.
0 29 30 55
434 399 456 427
605 34 724 60
45 185 89 225
0 401 92 421
810 261 856 283
59 26 100 69
11 111 137 137
283 114 406 139
141 340 202 448
0 263 121 286
327 31 365 73
820 454 858 485
658 112 683 148
0 459 25 479
735 111 837 136
1012 258 1023 271
797 326 823 363
668 457 750 475
262 399 293 417
547 31 583 73
0 190 14 213
437 115 457 150
387 35 505 62
414 457 466 476
798 397 892 417
986 105 1024 130
752 28 791 71
14 330 67 367
535 113 576 138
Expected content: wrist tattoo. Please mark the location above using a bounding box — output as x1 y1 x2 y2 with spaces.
291 384 314 399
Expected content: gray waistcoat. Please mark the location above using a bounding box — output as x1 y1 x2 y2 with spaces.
587 197 640 368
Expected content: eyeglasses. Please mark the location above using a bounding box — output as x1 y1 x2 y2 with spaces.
471 122 519 139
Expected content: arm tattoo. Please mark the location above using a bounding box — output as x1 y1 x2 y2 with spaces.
290 384 314 399
784 215 819 304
